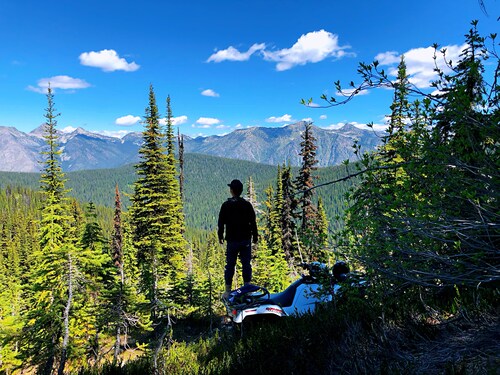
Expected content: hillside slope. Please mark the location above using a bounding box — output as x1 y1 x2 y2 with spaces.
0 153 357 231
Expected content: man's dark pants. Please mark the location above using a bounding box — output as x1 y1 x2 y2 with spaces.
224 239 252 287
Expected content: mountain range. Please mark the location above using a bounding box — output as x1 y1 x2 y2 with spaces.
0 121 382 172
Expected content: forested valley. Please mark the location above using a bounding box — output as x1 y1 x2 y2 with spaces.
0 22 498 374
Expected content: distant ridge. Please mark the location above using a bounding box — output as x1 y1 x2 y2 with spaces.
0 121 382 172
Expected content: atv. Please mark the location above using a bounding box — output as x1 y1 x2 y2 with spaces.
222 261 350 324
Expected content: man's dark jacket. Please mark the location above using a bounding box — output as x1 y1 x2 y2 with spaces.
218 197 258 243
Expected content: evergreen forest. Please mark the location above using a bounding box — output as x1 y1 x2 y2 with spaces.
0 22 498 374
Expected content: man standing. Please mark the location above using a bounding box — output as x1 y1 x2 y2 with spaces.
218 179 258 299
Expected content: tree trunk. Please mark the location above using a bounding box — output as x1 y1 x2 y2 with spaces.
113 324 121 364
41 333 57 375
58 253 73 375
152 313 172 375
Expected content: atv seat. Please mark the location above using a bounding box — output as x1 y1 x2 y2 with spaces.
264 278 305 308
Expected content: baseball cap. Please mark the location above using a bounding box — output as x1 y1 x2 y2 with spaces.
227 179 243 191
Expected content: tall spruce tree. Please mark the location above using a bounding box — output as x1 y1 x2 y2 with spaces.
270 166 284 255
346 57 414 270
130 88 187 370
255 170 290 290
131 85 172 317
112 185 124 275
296 122 318 230
109 185 145 364
111 185 125 363
280 164 298 266
295 122 320 260
23 87 76 374
79 201 110 363
163 95 187 306
316 197 329 250
178 129 185 202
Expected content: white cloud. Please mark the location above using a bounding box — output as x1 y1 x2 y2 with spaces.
27 87 46 94
207 43 266 63
374 51 400 65
159 115 188 126
305 102 321 108
201 89 220 97
79 49 140 72
263 30 352 71
365 122 388 132
266 114 295 123
377 44 467 88
172 115 188 126
302 117 313 122
235 124 243 128
27 75 91 93
216 124 230 129
115 115 141 126
195 117 221 126
319 115 327 120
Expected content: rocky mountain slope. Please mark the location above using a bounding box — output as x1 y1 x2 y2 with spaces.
0 121 382 172
186 122 380 167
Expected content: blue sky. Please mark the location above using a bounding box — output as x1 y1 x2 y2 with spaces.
1 0 498 138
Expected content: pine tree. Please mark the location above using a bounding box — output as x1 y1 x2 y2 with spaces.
178 129 185 202
270 166 284 255
22 88 111 374
23 87 75 374
343 56 418 287
116 209 151 353
109 185 144 364
69 199 85 240
316 197 330 260
79 201 110 363
245 176 261 215
112 185 124 273
163 95 187 307
111 185 124 362
131 85 172 317
252 237 289 293
295 122 320 260
262 185 274 246
130 88 187 370
296 122 318 229
190 232 225 328
255 169 291 289
388 56 411 138
280 164 298 266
